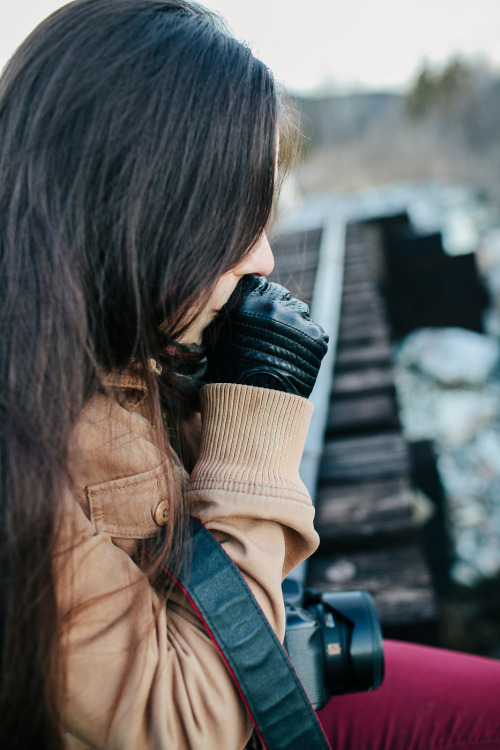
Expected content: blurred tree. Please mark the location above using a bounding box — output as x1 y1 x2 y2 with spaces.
288 57 500 202
406 58 471 118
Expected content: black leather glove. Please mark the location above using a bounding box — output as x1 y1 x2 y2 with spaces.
204 275 329 398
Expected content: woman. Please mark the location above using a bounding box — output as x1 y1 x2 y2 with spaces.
0 1 325 747
1 2 500 750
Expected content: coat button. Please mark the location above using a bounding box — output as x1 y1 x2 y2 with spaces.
153 500 168 526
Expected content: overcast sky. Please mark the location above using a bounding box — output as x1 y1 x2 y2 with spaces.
2 0 500 92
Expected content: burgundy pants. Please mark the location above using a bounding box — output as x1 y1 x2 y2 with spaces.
317 640 500 749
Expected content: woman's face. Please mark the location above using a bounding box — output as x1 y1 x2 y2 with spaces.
179 231 275 345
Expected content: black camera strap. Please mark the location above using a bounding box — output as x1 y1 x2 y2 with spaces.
154 516 331 750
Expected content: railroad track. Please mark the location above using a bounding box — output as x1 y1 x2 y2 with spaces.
270 218 439 644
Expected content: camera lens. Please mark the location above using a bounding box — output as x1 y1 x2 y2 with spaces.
319 590 384 696
283 582 385 708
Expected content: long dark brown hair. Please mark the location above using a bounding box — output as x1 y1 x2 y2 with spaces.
0 1 281 745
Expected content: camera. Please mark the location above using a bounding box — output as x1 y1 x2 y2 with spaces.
283 579 385 709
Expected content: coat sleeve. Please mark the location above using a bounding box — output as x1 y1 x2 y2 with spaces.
187 383 319 638
58 383 318 750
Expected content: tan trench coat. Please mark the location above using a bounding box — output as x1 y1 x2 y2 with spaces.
57 378 319 749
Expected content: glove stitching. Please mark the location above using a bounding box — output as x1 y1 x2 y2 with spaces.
229 350 313 382
230 329 323 373
236 311 328 349
227 348 317 384
206 350 313 392
226 340 318 373
221 353 313 392
229 321 325 366
235 324 326 357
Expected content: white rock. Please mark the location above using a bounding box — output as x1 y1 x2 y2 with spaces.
433 390 500 445
397 327 500 387
395 369 500 446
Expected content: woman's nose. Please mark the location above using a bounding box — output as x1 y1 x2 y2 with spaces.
239 232 275 277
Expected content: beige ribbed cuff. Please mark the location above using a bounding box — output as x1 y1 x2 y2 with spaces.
188 383 313 501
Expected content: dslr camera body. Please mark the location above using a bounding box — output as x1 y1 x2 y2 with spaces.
283 579 385 709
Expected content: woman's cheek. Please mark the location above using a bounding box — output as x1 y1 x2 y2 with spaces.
211 273 240 310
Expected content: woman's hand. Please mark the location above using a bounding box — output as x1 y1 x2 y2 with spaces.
204 275 328 398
